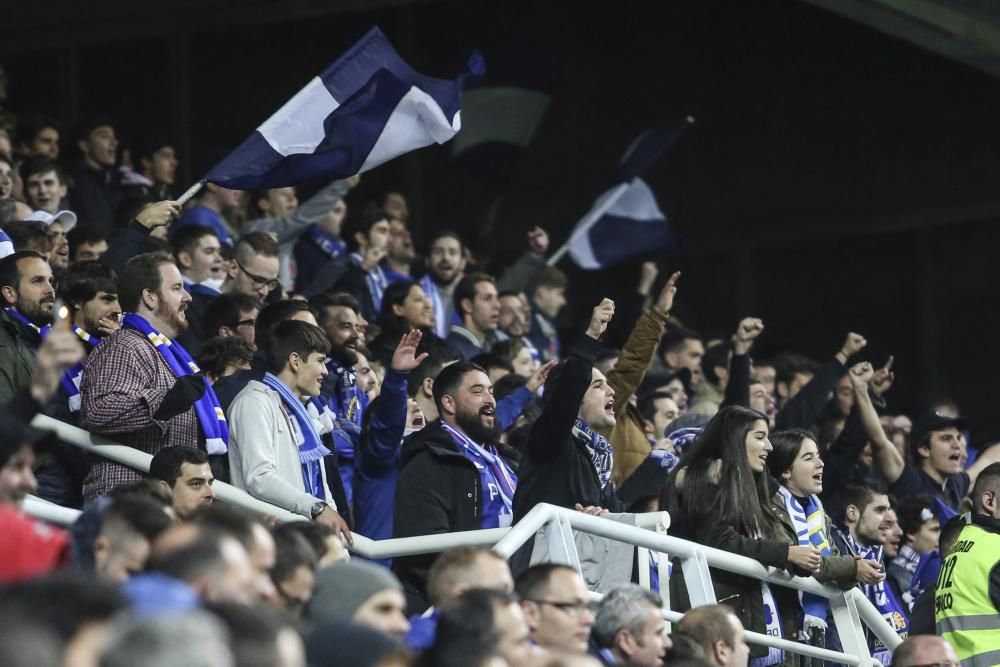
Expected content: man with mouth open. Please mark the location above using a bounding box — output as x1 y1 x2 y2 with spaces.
393 355 519 611
81 252 228 503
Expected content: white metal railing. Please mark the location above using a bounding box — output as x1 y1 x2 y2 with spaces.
27 414 900 665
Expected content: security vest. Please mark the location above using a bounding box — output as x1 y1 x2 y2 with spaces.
934 521 1000 667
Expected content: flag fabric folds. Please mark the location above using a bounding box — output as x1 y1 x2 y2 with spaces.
566 122 690 270
205 27 484 191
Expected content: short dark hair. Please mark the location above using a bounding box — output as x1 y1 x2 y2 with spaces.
939 515 967 557
310 291 361 329
637 391 675 424
432 360 488 414
700 342 731 387
470 352 514 377
170 224 219 261
895 494 938 542
427 547 508 606
658 327 702 360
407 340 461 397
146 535 227 584
514 562 577 601
149 445 209 488
117 251 175 312
454 272 495 317
205 292 258 337
19 154 65 185
14 112 60 149
255 299 315 351
133 133 173 165
492 372 527 402
264 320 330 375
971 462 1000 515
833 482 881 524
428 589 516 665
345 206 389 248
234 231 279 264
58 261 116 307
277 522 334 563
0 250 48 292
74 114 115 142
270 524 318 584
3 222 50 254
198 336 254 380
773 352 821 388
427 229 465 255
204 602 288 667
101 494 173 543
109 479 174 508
0 572 126 643
190 504 258 553
677 604 738 655
67 226 108 260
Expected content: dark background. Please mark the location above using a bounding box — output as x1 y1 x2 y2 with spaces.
4 0 1000 440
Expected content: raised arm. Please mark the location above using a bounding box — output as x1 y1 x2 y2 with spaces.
722 317 763 409
775 331 866 429
848 361 904 483
242 177 355 244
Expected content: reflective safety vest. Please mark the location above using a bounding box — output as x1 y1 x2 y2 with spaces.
934 522 1000 667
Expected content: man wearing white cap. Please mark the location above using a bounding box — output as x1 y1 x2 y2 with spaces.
22 209 76 279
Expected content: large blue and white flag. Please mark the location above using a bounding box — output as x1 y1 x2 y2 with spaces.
204 28 483 191
563 121 692 270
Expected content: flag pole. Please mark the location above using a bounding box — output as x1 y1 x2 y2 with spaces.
176 180 206 207
546 182 632 266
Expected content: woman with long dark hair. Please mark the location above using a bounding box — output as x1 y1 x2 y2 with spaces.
369 281 441 367
768 428 884 648
663 406 819 666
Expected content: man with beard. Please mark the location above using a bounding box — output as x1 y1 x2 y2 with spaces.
419 231 466 339
382 218 416 283
393 359 517 611
81 252 229 502
0 251 56 401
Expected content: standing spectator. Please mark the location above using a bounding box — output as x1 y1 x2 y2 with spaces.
294 191 349 292
381 218 416 283
407 340 461 423
513 299 621 522
20 156 69 214
13 113 60 160
676 604 751 667
306 560 411 639
269 523 318 620
516 563 595 656
393 360 517 608
934 463 1000 666
652 328 705 387
226 320 351 540
425 589 534 667
526 266 568 363
370 280 436 367
447 272 501 361
170 224 225 296
0 250 53 401
888 495 944 604
419 230 466 339
148 445 216 519
117 134 177 227
591 585 671 667
173 182 240 247
203 293 259 349
22 209 74 279
67 226 108 262
773 333 866 430
67 116 121 235
81 251 228 502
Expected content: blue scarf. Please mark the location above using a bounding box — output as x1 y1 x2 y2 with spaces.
304 225 347 260
571 417 614 490
777 486 832 622
0 228 13 258
261 373 333 500
63 327 101 413
845 534 909 661
419 273 460 339
442 422 517 528
5 307 51 338
184 281 221 298
367 266 388 313
122 313 229 455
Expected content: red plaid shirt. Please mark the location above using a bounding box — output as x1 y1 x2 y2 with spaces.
80 327 199 502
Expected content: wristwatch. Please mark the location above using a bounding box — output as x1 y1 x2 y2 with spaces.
310 501 328 519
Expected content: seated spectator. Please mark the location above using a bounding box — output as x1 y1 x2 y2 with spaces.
447 272 501 361
190 503 278 605
293 185 350 291
305 618 409 667
171 224 225 296
305 560 411 639
891 635 959 667
676 604 750 667
280 521 348 567
226 320 351 540
516 563 595 655
92 494 172 583
425 589 534 667
393 360 518 608
198 336 254 384
591 585 670 667
204 293 259 348
67 115 121 235
269 523 319 620
406 546 515 650
148 445 216 518
206 601 306 667
418 230 466 339
81 251 229 500
471 351 514 384
99 610 233 667
407 340 460 423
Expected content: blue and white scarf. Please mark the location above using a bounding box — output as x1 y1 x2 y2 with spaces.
304 225 347 260
350 251 389 313
845 533 909 662
63 327 101 412
571 417 614 490
777 486 832 623
442 421 518 528
123 313 229 455
261 373 333 500
184 280 221 299
5 307 51 338
419 273 460 339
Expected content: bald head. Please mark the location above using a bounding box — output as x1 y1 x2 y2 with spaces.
972 462 1000 518
892 635 958 667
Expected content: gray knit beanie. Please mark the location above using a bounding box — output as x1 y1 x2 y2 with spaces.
304 560 403 624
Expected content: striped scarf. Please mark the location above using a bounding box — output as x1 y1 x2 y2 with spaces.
63 327 101 412
419 273 459 339
0 228 13 258
777 486 832 622
262 373 332 501
571 417 614 489
122 313 229 455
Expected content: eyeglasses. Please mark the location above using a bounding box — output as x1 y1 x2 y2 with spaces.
526 599 591 617
236 261 279 291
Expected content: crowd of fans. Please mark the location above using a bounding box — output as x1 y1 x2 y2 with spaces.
1 68 998 667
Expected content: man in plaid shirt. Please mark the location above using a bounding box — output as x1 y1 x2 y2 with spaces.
81 250 204 503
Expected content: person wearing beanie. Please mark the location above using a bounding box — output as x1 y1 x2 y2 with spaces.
304 560 410 639
306 618 410 667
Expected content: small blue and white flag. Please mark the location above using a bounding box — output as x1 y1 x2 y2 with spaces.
204 28 483 191
563 120 692 270
0 228 13 259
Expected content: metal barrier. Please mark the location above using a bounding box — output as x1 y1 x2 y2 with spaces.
26 414 900 665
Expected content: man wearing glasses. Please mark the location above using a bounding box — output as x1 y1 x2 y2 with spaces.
516 563 595 655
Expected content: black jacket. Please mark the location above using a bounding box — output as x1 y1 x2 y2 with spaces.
392 420 486 610
512 335 622 523
68 158 123 236
774 356 847 431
